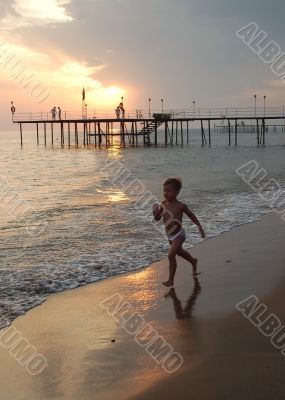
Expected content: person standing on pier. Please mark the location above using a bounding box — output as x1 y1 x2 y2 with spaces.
115 106 120 119
58 107 62 120
119 102 125 119
10 101 16 120
51 107 57 120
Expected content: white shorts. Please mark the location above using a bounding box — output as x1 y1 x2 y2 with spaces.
167 228 186 242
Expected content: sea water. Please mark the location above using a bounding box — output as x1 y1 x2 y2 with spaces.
0 127 284 326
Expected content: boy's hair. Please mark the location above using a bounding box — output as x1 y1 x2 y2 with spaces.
163 177 182 192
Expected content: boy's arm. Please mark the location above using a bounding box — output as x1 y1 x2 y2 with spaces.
183 205 205 238
152 203 163 221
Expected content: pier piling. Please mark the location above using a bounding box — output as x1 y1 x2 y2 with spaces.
20 123 23 146
50 123 53 146
208 120 211 146
228 120 231 146
36 123 39 146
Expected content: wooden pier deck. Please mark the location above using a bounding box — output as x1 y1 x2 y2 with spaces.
12 107 285 148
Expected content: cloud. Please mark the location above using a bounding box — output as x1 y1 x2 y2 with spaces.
0 40 102 86
0 39 125 108
0 0 73 35
0 0 17 18
12 0 73 24
264 80 285 90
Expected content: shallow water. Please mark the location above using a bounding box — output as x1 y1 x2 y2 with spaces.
0 127 285 326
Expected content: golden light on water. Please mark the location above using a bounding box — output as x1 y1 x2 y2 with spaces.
107 190 128 203
107 142 122 158
96 188 128 203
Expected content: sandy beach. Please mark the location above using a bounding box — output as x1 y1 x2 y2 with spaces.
0 211 285 400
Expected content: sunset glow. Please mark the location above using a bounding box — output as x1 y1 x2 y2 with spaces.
1 0 285 129
13 0 73 23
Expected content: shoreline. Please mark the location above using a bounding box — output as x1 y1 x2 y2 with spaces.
1 207 278 330
0 211 285 399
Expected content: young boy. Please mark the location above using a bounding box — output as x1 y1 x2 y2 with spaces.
153 178 205 287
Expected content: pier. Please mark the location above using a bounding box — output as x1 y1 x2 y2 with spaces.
13 107 285 148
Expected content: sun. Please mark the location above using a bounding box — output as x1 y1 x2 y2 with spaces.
107 86 121 96
101 86 123 105
93 86 126 108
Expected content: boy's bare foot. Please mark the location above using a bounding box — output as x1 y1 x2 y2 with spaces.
162 280 174 287
191 258 198 275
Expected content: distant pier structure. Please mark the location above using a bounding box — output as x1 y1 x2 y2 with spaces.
13 107 285 148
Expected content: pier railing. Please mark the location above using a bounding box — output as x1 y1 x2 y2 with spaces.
171 107 285 119
12 106 285 122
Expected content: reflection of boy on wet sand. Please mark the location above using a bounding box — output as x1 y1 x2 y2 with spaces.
165 277 201 319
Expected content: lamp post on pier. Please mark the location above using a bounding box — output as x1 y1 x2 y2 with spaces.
193 101 196 118
161 98 164 115
148 98 151 118
263 96 266 117
254 94 257 117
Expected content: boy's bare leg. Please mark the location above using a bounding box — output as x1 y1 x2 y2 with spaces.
177 248 198 275
163 256 177 287
163 237 185 286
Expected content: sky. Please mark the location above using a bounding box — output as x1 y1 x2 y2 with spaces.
1 0 285 129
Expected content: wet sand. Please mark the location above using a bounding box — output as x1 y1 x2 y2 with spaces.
0 212 285 400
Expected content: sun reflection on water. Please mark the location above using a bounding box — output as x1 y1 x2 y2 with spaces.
107 191 128 203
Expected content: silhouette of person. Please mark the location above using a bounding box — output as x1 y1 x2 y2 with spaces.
115 107 120 119
10 101 16 119
164 277 201 319
58 107 62 120
119 102 125 119
51 107 57 120
82 103 88 119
